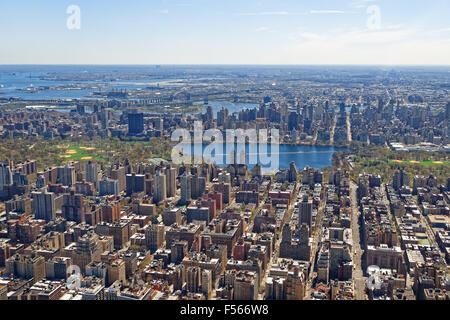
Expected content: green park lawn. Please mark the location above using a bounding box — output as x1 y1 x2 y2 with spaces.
58 145 107 161
389 159 450 166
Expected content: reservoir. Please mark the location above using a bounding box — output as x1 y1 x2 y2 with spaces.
176 143 347 172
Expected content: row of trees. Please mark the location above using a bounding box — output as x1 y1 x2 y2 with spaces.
342 143 449 185
0 136 175 170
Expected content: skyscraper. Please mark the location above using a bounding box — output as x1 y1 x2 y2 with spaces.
62 191 87 223
57 165 75 187
180 172 192 205
32 189 56 222
204 105 214 122
101 108 110 129
36 174 46 189
72 231 102 273
85 161 100 186
191 174 206 200
299 196 313 229
393 169 409 191
233 271 259 300
251 163 262 178
186 266 201 293
201 269 213 298
128 112 144 135
109 165 126 193
218 172 231 184
153 171 167 203
145 224 166 252
165 166 177 198
217 107 229 127
98 178 119 196
289 161 298 182
126 173 145 196
0 164 13 188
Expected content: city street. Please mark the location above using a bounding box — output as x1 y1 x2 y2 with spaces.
350 181 367 300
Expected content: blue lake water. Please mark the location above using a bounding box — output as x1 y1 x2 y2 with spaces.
175 143 346 171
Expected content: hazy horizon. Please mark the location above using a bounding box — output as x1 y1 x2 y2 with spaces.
1 64 450 67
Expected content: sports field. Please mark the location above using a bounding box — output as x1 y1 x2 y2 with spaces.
58 145 107 161
390 159 450 166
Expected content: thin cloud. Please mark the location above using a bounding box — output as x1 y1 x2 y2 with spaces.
236 11 290 16
429 28 450 34
294 27 412 45
310 10 346 14
176 2 192 7
385 25 404 30
349 0 377 9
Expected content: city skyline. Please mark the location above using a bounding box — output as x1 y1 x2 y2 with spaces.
0 0 449 306
0 0 450 65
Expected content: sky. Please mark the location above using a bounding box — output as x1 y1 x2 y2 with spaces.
0 0 449 65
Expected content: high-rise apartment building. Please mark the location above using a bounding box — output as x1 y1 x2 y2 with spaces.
98 178 119 196
62 191 87 223
57 165 76 187
180 172 192 205
186 266 201 293
201 269 213 298
191 174 206 200
32 189 56 222
153 171 167 203
233 271 258 300
109 165 126 193
0 163 13 188
165 166 177 198
85 161 100 186
393 169 409 190
145 224 166 252
126 173 145 196
71 231 103 273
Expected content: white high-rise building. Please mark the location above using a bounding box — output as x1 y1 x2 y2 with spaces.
165 166 177 198
153 171 167 203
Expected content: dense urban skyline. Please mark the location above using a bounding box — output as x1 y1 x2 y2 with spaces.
0 1 449 307
0 64 449 302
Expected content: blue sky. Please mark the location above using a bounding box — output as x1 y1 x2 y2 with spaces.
0 0 449 65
